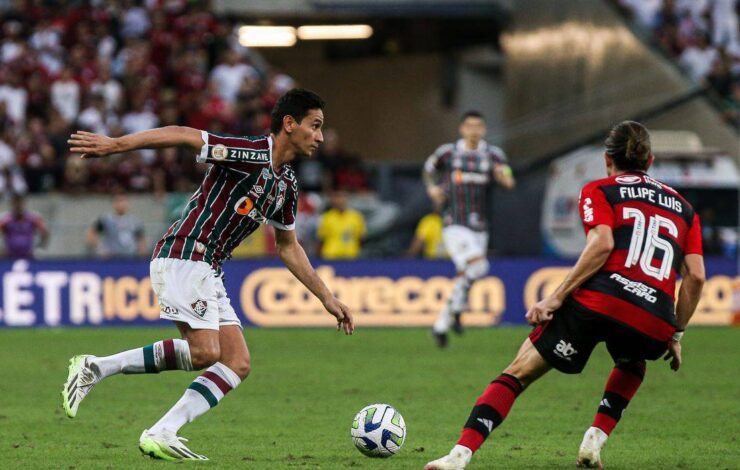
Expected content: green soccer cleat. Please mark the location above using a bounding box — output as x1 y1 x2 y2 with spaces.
139 429 209 461
61 355 100 418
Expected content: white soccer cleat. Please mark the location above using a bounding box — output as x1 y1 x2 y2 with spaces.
62 355 100 418
576 426 608 469
139 429 209 461
425 445 473 470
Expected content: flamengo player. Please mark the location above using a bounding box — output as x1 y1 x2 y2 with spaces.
426 121 705 469
424 111 515 347
62 89 354 461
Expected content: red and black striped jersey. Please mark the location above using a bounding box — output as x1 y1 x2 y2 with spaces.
425 139 507 232
571 172 703 342
152 131 298 272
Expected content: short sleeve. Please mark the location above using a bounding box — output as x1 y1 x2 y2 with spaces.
579 183 614 231
196 132 272 174
356 212 366 237
316 212 330 240
684 212 703 256
267 183 298 231
415 216 429 239
488 145 508 164
424 145 451 174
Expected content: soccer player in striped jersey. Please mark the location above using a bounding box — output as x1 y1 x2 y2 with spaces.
62 89 354 461
423 111 515 347
425 121 705 470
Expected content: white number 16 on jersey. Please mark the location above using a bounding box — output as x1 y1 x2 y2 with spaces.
623 207 678 281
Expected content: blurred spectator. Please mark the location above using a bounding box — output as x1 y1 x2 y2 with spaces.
90 63 123 113
51 67 81 124
0 125 27 195
122 95 159 163
209 49 258 104
0 1 295 194
121 0 151 39
16 117 59 192
1 20 24 64
406 205 447 259
0 70 28 127
313 128 370 193
0 193 48 258
711 0 739 48
317 190 366 259
78 92 119 135
680 32 719 82
86 194 147 258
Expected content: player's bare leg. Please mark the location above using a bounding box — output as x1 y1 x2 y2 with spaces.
576 360 646 469
426 339 550 469
140 324 250 461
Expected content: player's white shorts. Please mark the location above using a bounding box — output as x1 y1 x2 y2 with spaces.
442 225 489 272
149 258 242 331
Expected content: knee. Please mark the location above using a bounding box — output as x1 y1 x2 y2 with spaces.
230 355 251 380
502 365 534 388
189 344 221 370
464 258 489 280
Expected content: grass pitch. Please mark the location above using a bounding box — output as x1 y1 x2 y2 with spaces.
1 327 738 469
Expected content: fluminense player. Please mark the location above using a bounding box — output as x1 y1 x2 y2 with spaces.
63 89 354 461
425 121 705 469
423 111 515 347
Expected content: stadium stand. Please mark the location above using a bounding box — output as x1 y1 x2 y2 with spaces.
613 0 740 125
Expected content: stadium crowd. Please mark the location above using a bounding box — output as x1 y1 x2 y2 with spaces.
615 0 740 125
0 1 370 198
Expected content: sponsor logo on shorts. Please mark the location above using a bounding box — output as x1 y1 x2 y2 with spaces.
554 340 578 360
160 303 179 316
191 299 208 317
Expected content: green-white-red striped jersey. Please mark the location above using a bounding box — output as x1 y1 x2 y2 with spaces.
152 131 298 271
424 139 507 232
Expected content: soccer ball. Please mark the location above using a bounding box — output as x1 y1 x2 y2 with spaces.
350 404 406 458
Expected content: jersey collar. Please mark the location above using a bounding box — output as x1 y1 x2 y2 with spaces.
456 139 487 152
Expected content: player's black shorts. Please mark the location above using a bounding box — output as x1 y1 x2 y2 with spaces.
529 299 669 374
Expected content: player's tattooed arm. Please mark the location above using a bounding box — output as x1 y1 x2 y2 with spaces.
274 228 354 335
68 126 204 159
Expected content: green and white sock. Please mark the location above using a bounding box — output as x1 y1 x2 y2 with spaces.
149 362 241 434
90 339 192 379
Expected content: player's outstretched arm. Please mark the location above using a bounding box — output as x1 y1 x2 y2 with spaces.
526 224 613 325
274 228 354 335
68 126 204 159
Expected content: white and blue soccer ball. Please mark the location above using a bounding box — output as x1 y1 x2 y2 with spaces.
350 403 406 458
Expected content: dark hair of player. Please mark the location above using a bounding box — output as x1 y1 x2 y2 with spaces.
270 88 325 134
460 110 485 123
605 120 651 172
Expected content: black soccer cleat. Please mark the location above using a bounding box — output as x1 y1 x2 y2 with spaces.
432 331 449 348
452 313 464 335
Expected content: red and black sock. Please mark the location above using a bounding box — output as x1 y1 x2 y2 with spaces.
592 360 646 435
457 373 524 452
